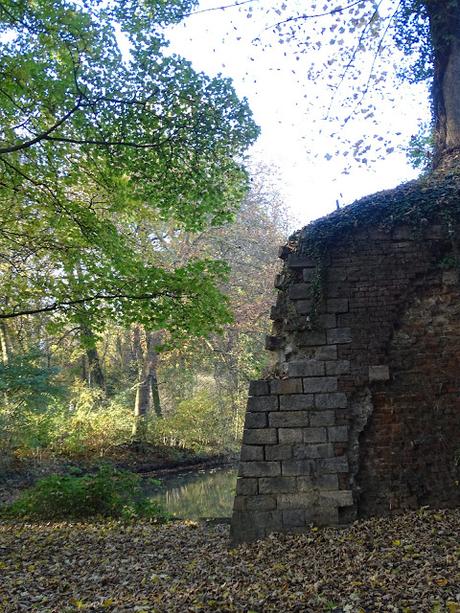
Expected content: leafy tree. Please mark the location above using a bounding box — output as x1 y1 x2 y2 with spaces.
0 0 259 339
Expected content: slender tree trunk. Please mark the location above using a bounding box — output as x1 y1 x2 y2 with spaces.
132 328 162 438
79 322 105 390
147 333 162 418
424 0 460 165
0 321 11 364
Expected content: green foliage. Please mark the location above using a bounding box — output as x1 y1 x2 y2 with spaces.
152 390 241 453
0 0 259 339
0 465 168 521
406 121 435 171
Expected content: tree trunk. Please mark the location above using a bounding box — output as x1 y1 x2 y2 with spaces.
424 0 460 165
0 321 12 364
79 323 105 390
132 328 162 438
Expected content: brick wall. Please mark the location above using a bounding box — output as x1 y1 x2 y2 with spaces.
230 217 460 544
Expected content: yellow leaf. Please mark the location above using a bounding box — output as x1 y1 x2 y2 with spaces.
392 539 401 546
435 577 448 586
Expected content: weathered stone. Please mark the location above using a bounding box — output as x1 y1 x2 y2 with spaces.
369 365 390 382
293 443 334 459
278 428 304 443
327 426 348 442
296 476 313 491
295 300 313 315
326 360 351 375
259 476 297 494
327 299 349 313
303 427 327 443
298 330 327 346
243 428 278 445
320 490 354 507
282 509 306 526
442 270 458 285
265 335 283 350
289 283 311 300
249 380 270 396
265 444 293 460
317 313 337 328
269 411 309 428
279 394 314 411
309 410 335 427
240 445 264 461
244 412 267 429
313 473 339 490
317 456 349 473
287 254 316 269
236 478 258 496
281 459 313 476
315 393 348 409
239 461 281 477
270 378 303 395
245 495 277 511
247 396 278 412
315 345 337 360
277 493 315 509
303 376 338 393
327 327 352 344
288 360 325 377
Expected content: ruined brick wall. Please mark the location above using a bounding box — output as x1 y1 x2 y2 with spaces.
230 199 460 543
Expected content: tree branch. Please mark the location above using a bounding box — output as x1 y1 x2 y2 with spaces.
0 100 82 155
0 290 177 320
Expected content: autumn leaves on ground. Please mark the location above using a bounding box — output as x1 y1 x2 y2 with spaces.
0 509 459 613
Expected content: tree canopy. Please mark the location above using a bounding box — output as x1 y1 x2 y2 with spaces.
0 0 259 339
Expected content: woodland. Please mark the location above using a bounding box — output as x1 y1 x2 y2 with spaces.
1 0 460 611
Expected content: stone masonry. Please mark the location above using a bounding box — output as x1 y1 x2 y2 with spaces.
230 179 460 544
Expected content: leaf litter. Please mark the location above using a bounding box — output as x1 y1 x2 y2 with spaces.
0 508 459 612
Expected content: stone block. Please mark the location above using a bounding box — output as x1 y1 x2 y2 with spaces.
302 268 316 282
251 510 283 531
327 426 348 442
240 445 264 462
442 270 458 285
298 330 327 346
248 396 278 412
327 268 348 282
277 493 315 509
310 410 335 427
270 378 303 395
369 365 390 382
270 305 286 321
244 412 267 429
239 461 281 478
287 254 316 269
313 473 339 490
265 444 293 460
265 335 283 350
236 478 258 496
288 359 325 377
297 476 313 491
293 443 334 459
315 345 337 360
303 376 337 393
274 273 286 289
295 300 313 315
326 360 351 375
303 427 327 443
245 495 277 511
317 313 337 329
317 456 349 473
327 299 349 313
249 380 270 396
269 411 309 428
259 476 297 494
282 459 313 476
282 509 306 527
279 394 314 411
315 393 348 409
289 283 311 300
278 428 303 444
320 490 354 507
327 328 352 344
243 428 278 445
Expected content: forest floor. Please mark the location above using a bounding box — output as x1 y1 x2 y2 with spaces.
0 444 235 505
0 508 459 612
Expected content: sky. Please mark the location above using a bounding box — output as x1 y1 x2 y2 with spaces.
164 0 431 229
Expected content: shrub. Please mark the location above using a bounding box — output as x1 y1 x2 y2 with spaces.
0 465 168 521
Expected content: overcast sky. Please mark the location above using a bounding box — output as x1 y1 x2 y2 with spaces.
165 0 430 229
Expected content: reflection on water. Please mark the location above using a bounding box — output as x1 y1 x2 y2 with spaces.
143 465 238 519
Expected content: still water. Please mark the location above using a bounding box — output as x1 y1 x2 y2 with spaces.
144 465 238 519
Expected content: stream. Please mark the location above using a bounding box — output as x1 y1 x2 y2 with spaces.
143 464 238 519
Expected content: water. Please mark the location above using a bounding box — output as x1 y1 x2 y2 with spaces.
143 465 238 519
